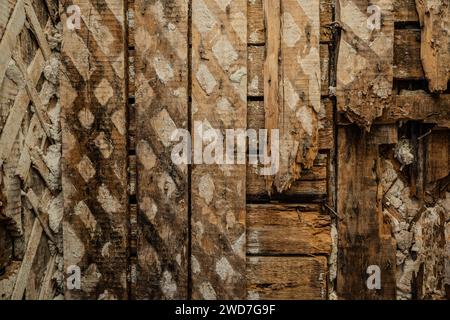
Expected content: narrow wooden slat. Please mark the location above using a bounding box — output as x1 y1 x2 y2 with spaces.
337 125 396 299
133 0 189 299
415 0 450 92
61 0 128 299
191 0 247 299
247 256 328 300
247 204 331 255
0 0 25 86
265 0 321 193
0 51 44 164
11 190 51 300
24 0 51 60
336 0 394 129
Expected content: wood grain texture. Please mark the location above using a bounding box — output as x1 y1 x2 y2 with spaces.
247 256 328 299
265 0 321 193
134 0 189 299
337 125 396 299
336 0 394 129
61 0 128 299
394 29 424 80
247 204 331 255
415 0 450 92
191 0 247 299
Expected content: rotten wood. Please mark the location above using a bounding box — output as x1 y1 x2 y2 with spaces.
336 0 394 129
265 0 321 193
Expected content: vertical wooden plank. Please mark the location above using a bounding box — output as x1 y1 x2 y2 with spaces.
60 0 128 299
191 0 247 299
336 0 394 129
265 0 321 193
133 0 189 299
415 0 450 92
337 125 396 299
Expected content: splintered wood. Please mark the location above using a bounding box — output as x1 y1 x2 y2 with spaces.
415 0 450 92
337 0 394 129
264 0 321 193
61 0 128 299
134 0 189 299
191 0 247 299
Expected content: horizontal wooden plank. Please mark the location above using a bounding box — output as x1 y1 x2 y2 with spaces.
247 256 327 299
394 29 424 79
247 204 331 255
248 0 333 44
377 93 450 127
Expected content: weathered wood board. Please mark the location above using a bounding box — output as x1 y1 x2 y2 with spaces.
61 0 128 299
247 204 331 255
415 0 450 92
264 0 321 193
247 256 328 299
134 0 189 299
191 0 247 299
336 0 394 129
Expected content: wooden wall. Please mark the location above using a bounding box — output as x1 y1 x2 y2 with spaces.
0 0 449 300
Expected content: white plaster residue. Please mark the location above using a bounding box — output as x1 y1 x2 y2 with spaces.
199 282 217 300
284 80 299 111
216 257 234 282
191 255 201 274
153 55 174 84
299 47 321 113
150 109 178 147
97 184 121 214
161 271 177 299
297 105 314 136
198 174 215 205
141 196 158 221
231 11 247 43
282 12 301 47
193 0 217 35
196 63 217 95
137 140 157 170
212 36 238 71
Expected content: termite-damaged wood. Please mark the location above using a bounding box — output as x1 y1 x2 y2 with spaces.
337 125 397 299
265 0 321 193
247 256 328 299
134 0 189 299
415 0 450 92
377 93 450 128
191 0 247 299
247 204 331 255
61 0 128 299
336 0 394 129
